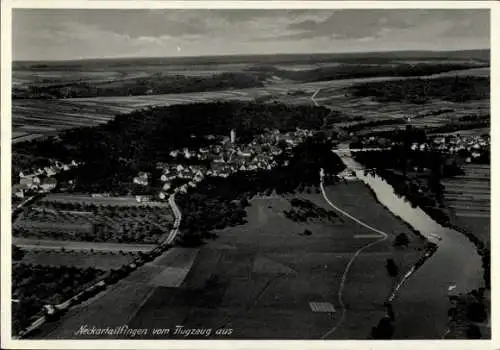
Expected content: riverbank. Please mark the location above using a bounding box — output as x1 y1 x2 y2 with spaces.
357 164 489 291
346 173 439 339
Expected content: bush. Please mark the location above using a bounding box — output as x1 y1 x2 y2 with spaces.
12 245 25 261
386 258 399 277
393 233 410 247
371 317 394 339
466 324 482 339
466 302 487 323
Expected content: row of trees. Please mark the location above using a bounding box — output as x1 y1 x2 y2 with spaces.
343 118 406 133
284 198 339 223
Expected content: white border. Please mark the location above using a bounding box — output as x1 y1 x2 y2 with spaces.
1 1 497 349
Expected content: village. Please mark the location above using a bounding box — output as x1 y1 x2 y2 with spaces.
130 127 315 201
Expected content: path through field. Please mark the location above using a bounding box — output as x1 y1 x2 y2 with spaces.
318 168 388 339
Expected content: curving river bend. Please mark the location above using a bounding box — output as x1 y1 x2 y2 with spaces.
335 148 484 339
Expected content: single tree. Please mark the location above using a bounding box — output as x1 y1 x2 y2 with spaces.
393 233 410 247
466 324 482 339
12 245 25 261
386 258 399 277
372 317 394 339
466 302 487 323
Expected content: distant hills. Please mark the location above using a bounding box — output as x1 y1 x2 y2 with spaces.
13 49 490 70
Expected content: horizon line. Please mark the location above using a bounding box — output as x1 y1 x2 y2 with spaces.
13 47 490 63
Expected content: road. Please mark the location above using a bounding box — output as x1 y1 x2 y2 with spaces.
318 167 389 339
12 237 157 253
164 193 182 245
314 88 392 338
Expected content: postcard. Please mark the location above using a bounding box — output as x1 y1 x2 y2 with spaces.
1 1 496 349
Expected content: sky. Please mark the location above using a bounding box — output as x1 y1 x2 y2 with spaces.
13 9 490 61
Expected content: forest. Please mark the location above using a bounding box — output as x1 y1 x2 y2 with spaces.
14 72 263 99
13 101 332 193
347 76 489 104
247 62 483 83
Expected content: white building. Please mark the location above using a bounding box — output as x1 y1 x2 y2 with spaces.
337 169 357 181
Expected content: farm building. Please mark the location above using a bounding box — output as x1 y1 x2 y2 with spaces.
133 172 149 186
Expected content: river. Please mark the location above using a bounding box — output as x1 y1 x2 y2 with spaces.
335 148 484 339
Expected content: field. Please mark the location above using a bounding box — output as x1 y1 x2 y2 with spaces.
34 182 427 339
12 70 488 143
12 54 489 143
313 67 489 130
40 193 171 207
19 250 136 269
442 164 490 246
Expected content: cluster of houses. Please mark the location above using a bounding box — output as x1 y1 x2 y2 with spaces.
430 134 490 162
132 128 314 201
352 131 490 165
13 160 81 199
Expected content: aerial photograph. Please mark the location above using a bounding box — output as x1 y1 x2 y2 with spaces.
9 8 490 341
